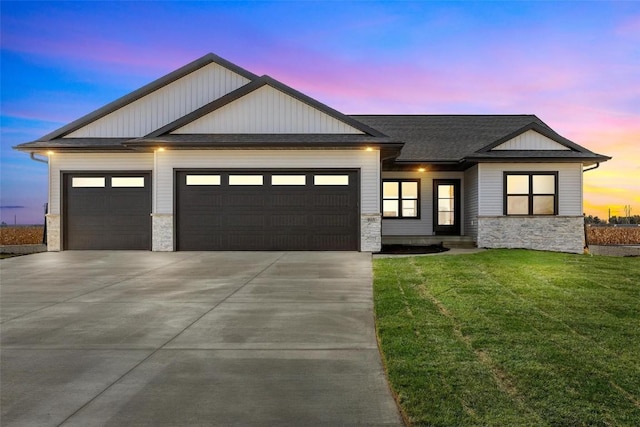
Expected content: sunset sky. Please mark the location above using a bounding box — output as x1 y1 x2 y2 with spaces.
1 1 638 224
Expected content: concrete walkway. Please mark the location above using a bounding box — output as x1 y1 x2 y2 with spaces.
1 251 402 426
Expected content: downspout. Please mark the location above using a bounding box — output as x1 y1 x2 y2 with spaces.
583 163 599 173
29 152 50 247
30 152 49 164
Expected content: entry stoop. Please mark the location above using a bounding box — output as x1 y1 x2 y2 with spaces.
382 235 477 249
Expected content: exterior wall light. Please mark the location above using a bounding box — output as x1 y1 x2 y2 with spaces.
418 167 426 172
47 151 54 155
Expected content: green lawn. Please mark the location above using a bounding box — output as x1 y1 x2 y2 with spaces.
373 250 640 426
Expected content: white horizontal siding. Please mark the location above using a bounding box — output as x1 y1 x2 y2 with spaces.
172 85 364 134
464 165 479 240
492 130 570 150
381 171 464 236
66 63 250 138
155 150 379 213
49 153 154 214
478 163 583 216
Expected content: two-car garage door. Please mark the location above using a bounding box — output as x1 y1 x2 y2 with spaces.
176 170 359 251
63 170 359 251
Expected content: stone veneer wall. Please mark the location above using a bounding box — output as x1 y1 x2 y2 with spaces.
46 214 61 251
361 214 381 252
477 216 584 254
152 214 174 251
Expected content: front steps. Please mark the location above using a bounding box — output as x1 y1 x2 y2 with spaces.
382 235 477 249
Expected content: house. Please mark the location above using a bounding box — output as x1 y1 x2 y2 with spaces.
15 53 610 254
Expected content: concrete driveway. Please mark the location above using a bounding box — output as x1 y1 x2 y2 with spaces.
0 251 402 426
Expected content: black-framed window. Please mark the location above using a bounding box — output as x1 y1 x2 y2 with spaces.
504 172 558 215
383 180 420 218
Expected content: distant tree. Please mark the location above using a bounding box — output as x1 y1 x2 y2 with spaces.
585 215 603 224
609 215 640 225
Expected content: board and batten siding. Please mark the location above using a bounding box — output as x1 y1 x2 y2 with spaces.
464 165 479 240
65 63 250 138
491 130 571 150
48 153 154 214
154 150 379 213
381 171 464 236
478 163 583 216
172 85 364 134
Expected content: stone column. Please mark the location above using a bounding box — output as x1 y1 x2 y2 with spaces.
46 214 61 251
152 214 174 251
361 213 382 252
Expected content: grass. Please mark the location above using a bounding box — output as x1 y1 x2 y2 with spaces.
374 249 640 426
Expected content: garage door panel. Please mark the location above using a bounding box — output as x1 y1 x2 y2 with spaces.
108 194 149 210
226 214 266 228
68 195 108 213
181 214 224 226
271 214 309 227
64 173 151 250
224 193 267 208
313 214 353 227
271 193 308 207
312 194 352 207
177 170 359 251
107 216 150 230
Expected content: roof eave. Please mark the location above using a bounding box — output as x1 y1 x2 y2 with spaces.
463 155 612 163
123 140 404 151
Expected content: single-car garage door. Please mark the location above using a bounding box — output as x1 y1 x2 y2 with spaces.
176 170 359 251
63 173 151 250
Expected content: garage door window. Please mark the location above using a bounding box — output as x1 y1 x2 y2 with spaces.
72 177 105 187
272 175 306 186
229 175 264 186
314 175 349 186
186 175 221 186
112 177 145 187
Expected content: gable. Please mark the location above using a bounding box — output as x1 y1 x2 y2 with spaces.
65 62 251 138
171 85 364 134
491 129 571 151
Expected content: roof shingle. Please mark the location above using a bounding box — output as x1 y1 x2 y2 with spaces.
350 114 608 163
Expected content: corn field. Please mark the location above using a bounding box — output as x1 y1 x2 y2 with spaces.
586 225 640 245
0 226 45 245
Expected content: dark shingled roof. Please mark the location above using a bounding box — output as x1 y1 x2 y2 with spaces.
350 114 609 163
11 52 609 166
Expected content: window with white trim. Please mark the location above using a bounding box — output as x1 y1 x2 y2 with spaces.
504 172 557 215
382 180 419 218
